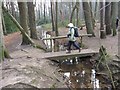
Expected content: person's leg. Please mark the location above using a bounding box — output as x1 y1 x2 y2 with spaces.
73 41 81 52
67 41 72 53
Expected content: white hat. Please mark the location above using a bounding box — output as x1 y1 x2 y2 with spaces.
68 23 74 27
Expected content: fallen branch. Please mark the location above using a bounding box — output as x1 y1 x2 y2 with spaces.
2 6 35 45
98 46 116 88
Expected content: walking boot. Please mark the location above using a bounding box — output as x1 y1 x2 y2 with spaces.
66 50 71 53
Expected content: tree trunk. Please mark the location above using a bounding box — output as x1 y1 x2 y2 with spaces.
82 2 95 36
27 2 38 39
100 2 106 39
38 4 41 20
44 3 46 23
10 2 16 18
69 2 72 19
118 2 120 56
2 12 7 35
50 1 55 31
55 2 58 36
2 3 7 35
118 1 120 19
76 2 79 27
0 3 11 60
100 2 104 30
18 2 30 45
0 2 4 60
2 6 35 45
105 2 111 35
94 1 98 19
111 2 117 36
54 2 59 52
70 3 77 23
90 2 95 29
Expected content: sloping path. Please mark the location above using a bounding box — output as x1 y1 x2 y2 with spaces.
4 32 22 53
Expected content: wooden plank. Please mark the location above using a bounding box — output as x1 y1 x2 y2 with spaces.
42 34 92 40
41 49 99 60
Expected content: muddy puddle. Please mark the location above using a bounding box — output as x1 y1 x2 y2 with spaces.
59 56 112 89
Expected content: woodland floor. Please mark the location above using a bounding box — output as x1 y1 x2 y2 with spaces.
0 24 119 88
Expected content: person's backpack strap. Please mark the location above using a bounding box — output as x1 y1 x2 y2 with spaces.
70 27 73 32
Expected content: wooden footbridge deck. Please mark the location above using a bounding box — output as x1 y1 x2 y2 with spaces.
40 34 98 60
40 49 99 60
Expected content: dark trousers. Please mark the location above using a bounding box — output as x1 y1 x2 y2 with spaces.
67 41 80 51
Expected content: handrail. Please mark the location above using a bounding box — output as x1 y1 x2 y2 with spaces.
42 34 92 40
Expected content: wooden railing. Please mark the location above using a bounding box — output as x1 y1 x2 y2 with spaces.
42 34 92 51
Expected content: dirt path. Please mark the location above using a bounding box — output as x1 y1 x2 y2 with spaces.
4 32 22 53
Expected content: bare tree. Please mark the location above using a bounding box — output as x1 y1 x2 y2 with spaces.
55 2 58 36
76 2 79 27
44 1 46 23
27 2 38 39
54 1 59 51
10 2 15 18
70 2 77 23
118 1 120 19
18 2 30 44
105 2 111 35
2 12 7 35
94 1 98 19
100 2 104 30
89 2 95 29
0 3 11 59
111 2 117 36
50 1 55 31
82 2 95 36
0 2 4 60
100 2 106 39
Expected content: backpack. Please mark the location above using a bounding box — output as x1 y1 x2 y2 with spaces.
70 27 79 37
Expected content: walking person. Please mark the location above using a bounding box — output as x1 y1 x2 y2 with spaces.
66 23 81 53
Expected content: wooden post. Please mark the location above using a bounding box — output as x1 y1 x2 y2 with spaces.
100 30 106 39
53 39 55 52
50 39 52 51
